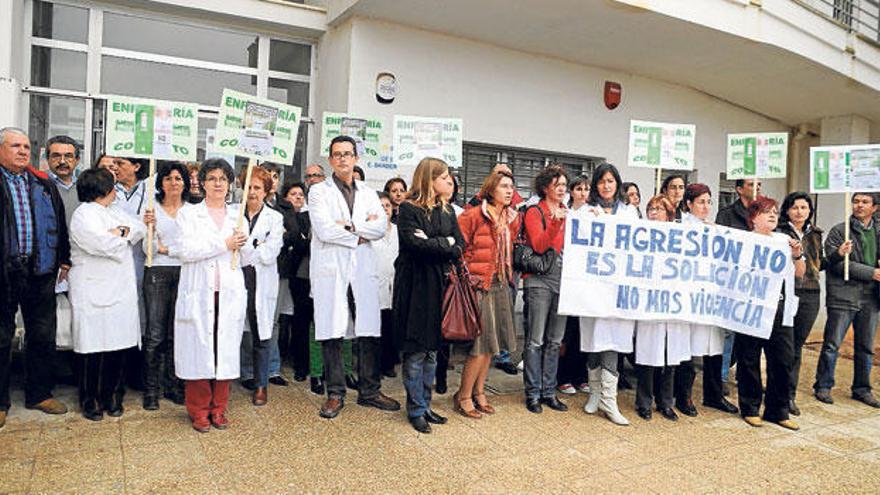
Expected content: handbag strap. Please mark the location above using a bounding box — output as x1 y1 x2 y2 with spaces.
516 204 545 242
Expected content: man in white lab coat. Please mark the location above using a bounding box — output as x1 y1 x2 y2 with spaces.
309 135 401 419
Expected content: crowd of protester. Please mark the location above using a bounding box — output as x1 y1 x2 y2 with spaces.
1 126 877 435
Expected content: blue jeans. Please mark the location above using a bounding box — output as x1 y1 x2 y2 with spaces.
721 330 735 383
814 302 879 397
523 287 567 400
402 351 436 418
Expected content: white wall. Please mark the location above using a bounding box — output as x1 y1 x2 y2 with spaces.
325 17 791 212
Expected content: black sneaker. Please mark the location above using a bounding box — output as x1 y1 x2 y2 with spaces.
495 362 519 375
814 390 833 404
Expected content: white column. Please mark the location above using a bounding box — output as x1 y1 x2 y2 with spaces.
0 0 24 128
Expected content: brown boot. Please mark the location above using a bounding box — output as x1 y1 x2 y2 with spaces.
27 398 68 415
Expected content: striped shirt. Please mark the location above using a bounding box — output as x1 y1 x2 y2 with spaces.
1 167 33 256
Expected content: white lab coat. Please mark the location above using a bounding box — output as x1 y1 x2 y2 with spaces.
579 202 638 353
172 202 253 380
634 321 691 367
308 178 386 340
371 223 399 310
68 202 145 354
240 205 284 341
681 212 726 356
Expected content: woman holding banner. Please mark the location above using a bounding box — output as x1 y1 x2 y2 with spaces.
737 196 804 430
633 195 691 421
580 162 637 426
172 158 250 432
557 175 590 395
521 165 569 414
141 162 192 410
777 192 827 416
675 184 739 417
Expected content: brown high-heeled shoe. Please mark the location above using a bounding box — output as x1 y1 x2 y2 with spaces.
473 392 496 415
453 392 482 419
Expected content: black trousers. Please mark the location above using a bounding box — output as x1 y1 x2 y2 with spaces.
557 316 587 385
380 309 399 373
0 270 57 411
674 354 724 406
288 278 313 378
78 349 128 410
636 364 675 410
790 289 820 400
322 286 381 400
142 266 183 400
736 303 794 421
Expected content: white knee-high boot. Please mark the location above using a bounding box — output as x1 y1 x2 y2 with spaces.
583 367 602 414
598 368 630 426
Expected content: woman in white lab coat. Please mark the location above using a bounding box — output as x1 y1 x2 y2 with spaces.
373 191 400 377
580 162 637 426
674 183 739 417
68 168 145 421
171 158 250 433
634 195 691 422
238 166 283 406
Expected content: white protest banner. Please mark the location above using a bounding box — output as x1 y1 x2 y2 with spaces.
726 132 788 179
627 119 695 171
393 115 463 169
105 95 198 161
810 144 880 194
558 211 792 339
320 112 397 189
215 89 302 164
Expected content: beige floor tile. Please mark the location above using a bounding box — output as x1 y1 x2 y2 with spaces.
40 421 121 455
30 478 126 495
0 427 41 460
126 467 217 494
120 415 197 447
30 447 123 492
0 458 33 493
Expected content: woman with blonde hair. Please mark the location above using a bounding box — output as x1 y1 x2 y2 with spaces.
393 158 464 433
456 170 521 417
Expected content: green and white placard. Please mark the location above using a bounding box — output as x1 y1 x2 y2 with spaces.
393 115 463 169
810 144 880 194
105 95 198 161
320 112 388 160
215 89 302 164
627 120 695 171
726 132 788 179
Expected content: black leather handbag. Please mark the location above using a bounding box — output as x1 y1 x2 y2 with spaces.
513 205 557 275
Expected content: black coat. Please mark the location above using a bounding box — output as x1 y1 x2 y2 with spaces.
281 206 311 280
393 201 464 353
715 199 749 231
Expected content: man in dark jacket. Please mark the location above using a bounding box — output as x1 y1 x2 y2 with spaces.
716 179 761 230
0 127 71 429
814 192 880 408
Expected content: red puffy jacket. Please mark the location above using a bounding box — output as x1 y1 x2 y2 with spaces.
457 201 521 290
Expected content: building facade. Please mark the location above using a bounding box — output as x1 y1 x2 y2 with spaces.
2 0 880 218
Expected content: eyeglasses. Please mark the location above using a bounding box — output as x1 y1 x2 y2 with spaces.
48 153 76 160
330 151 356 159
305 173 325 179
205 176 229 184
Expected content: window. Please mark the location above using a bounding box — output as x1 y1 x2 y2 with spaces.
32 0 88 43
103 12 259 68
100 56 257 106
459 142 601 203
25 1 315 174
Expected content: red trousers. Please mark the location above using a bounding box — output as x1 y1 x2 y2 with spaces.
185 379 230 421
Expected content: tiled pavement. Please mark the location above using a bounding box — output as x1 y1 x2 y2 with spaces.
2 348 879 494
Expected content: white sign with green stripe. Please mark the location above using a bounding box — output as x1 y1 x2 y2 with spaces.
810 144 880 194
726 132 788 179
627 120 695 171
215 89 302 164
105 95 198 161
